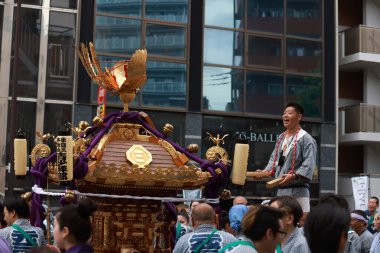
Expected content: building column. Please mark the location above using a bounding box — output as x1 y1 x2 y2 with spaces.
0 1 15 197
184 112 202 156
319 123 337 195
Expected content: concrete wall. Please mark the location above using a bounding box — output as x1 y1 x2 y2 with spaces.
364 0 380 27
364 68 380 105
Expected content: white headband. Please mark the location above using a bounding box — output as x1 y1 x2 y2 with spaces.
351 213 368 223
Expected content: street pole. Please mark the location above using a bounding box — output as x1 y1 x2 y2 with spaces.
8 0 22 197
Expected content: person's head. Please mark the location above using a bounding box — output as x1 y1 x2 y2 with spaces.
319 194 349 211
177 209 190 226
283 102 304 130
374 213 380 232
269 196 303 229
53 199 97 250
304 203 350 253
350 210 368 234
220 211 233 235
3 197 30 225
190 201 200 211
241 205 285 253
229 204 248 235
233 196 248 206
176 203 189 214
367 196 379 213
191 203 216 228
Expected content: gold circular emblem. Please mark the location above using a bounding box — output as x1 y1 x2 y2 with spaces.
30 144 51 166
126 145 152 168
123 128 134 140
205 146 228 163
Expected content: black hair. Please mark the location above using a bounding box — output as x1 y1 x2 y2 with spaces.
285 102 304 116
55 199 97 243
0 201 6 227
220 210 230 230
241 205 283 241
177 209 190 224
269 196 303 227
319 194 349 211
304 203 350 253
4 197 30 219
370 196 379 206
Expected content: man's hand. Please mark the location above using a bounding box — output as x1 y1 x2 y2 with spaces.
247 170 271 179
279 173 294 185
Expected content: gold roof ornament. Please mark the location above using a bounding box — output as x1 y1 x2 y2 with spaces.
77 42 147 112
205 132 229 164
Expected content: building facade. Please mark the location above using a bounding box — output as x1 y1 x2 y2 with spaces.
338 0 380 208
0 0 337 202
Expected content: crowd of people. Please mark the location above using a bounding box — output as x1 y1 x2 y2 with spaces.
0 103 376 253
174 195 380 253
0 197 96 253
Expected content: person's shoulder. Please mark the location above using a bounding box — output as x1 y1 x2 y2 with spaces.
217 230 237 240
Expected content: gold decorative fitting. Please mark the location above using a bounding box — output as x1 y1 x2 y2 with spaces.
35 131 54 142
21 192 33 202
205 132 229 165
206 132 229 146
93 116 103 127
47 162 60 184
187 144 199 153
63 190 76 203
162 124 173 136
69 121 91 138
215 168 222 175
219 189 231 200
126 145 153 169
30 144 51 166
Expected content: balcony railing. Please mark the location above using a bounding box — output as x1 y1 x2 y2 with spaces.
340 25 380 57
341 104 380 134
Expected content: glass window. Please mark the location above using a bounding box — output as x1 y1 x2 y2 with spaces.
95 16 141 55
204 28 243 66
286 75 321 118
96 0 142 17
203 66 243 112
9 8 41 98
247 0 284 34
205 0 243 29
146 24 186 58
6 101 36 164
286 39 322 75
51 0 77 9
22 0 42 5
44 103 72 136
246 71 283 115
46 11 76 101
202 115 320 197
143 110 185 146
145 0 188 23
286 0 322 39
248 36 282 68
141 61 186 108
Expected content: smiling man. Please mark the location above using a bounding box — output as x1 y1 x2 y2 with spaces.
260 102 317 222
365 196 379 234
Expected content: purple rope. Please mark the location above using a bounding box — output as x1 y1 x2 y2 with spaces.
30 152 56 227
30 111 229 228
